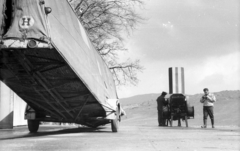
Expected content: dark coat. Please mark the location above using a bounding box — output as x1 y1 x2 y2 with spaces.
156 95 166 111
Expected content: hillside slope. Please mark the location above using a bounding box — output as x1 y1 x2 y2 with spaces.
120 90 240 127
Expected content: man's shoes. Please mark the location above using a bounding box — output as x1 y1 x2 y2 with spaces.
201 125 207 128
212 125 215 128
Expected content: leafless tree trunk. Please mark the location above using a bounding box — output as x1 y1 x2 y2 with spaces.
68 0 144 86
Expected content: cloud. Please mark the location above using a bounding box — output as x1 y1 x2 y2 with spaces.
162 21 173 29
185 51 240 93
117 50 239 97
118 0 240 98
127 0 239 63
200 73 225 88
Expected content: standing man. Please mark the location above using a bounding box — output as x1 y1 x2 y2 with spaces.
156 91 167 126
200 88 216 128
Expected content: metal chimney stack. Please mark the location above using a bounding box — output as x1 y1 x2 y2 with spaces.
168 67 185 94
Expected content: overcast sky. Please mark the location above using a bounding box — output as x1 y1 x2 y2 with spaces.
117 0 240 98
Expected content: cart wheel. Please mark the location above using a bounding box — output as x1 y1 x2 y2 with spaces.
185 116 188 127
170 115 173 127
28 120 40 133
178 119 181 127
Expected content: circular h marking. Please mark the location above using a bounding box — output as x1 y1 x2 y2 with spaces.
19 16 35 29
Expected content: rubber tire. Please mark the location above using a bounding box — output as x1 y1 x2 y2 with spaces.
111 119 119 132
111 107 120 132
28 120 40 133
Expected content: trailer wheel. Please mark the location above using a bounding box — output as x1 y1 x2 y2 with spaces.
111 107 120 132
28 120 40 133
111 119 119 132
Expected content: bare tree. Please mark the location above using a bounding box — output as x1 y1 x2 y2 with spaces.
68 0 144 86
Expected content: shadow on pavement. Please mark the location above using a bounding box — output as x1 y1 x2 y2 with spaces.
140 125 239 132
0 126 112 140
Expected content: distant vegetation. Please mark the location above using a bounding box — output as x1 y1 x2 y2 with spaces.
120 90 240 127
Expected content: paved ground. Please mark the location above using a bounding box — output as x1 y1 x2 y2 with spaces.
0 123 239 151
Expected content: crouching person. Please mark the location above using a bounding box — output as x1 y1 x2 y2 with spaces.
156 91 168 126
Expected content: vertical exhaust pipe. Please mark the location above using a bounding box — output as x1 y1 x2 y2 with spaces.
181 67 185 94
168 68 173 94
168 67 185 94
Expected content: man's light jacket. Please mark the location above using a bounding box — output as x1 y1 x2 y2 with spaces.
200 93 216 106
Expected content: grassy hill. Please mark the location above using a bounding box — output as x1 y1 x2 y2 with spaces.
120 90 240 127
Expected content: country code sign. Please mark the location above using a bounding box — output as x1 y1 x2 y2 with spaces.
19 16 35 29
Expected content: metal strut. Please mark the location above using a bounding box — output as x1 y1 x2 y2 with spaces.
24 96 60 119
33 87 68 119
1 51 63 119
74 95 90 121
13 50 75 119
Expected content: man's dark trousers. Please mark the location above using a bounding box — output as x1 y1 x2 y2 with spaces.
203 106 214 126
